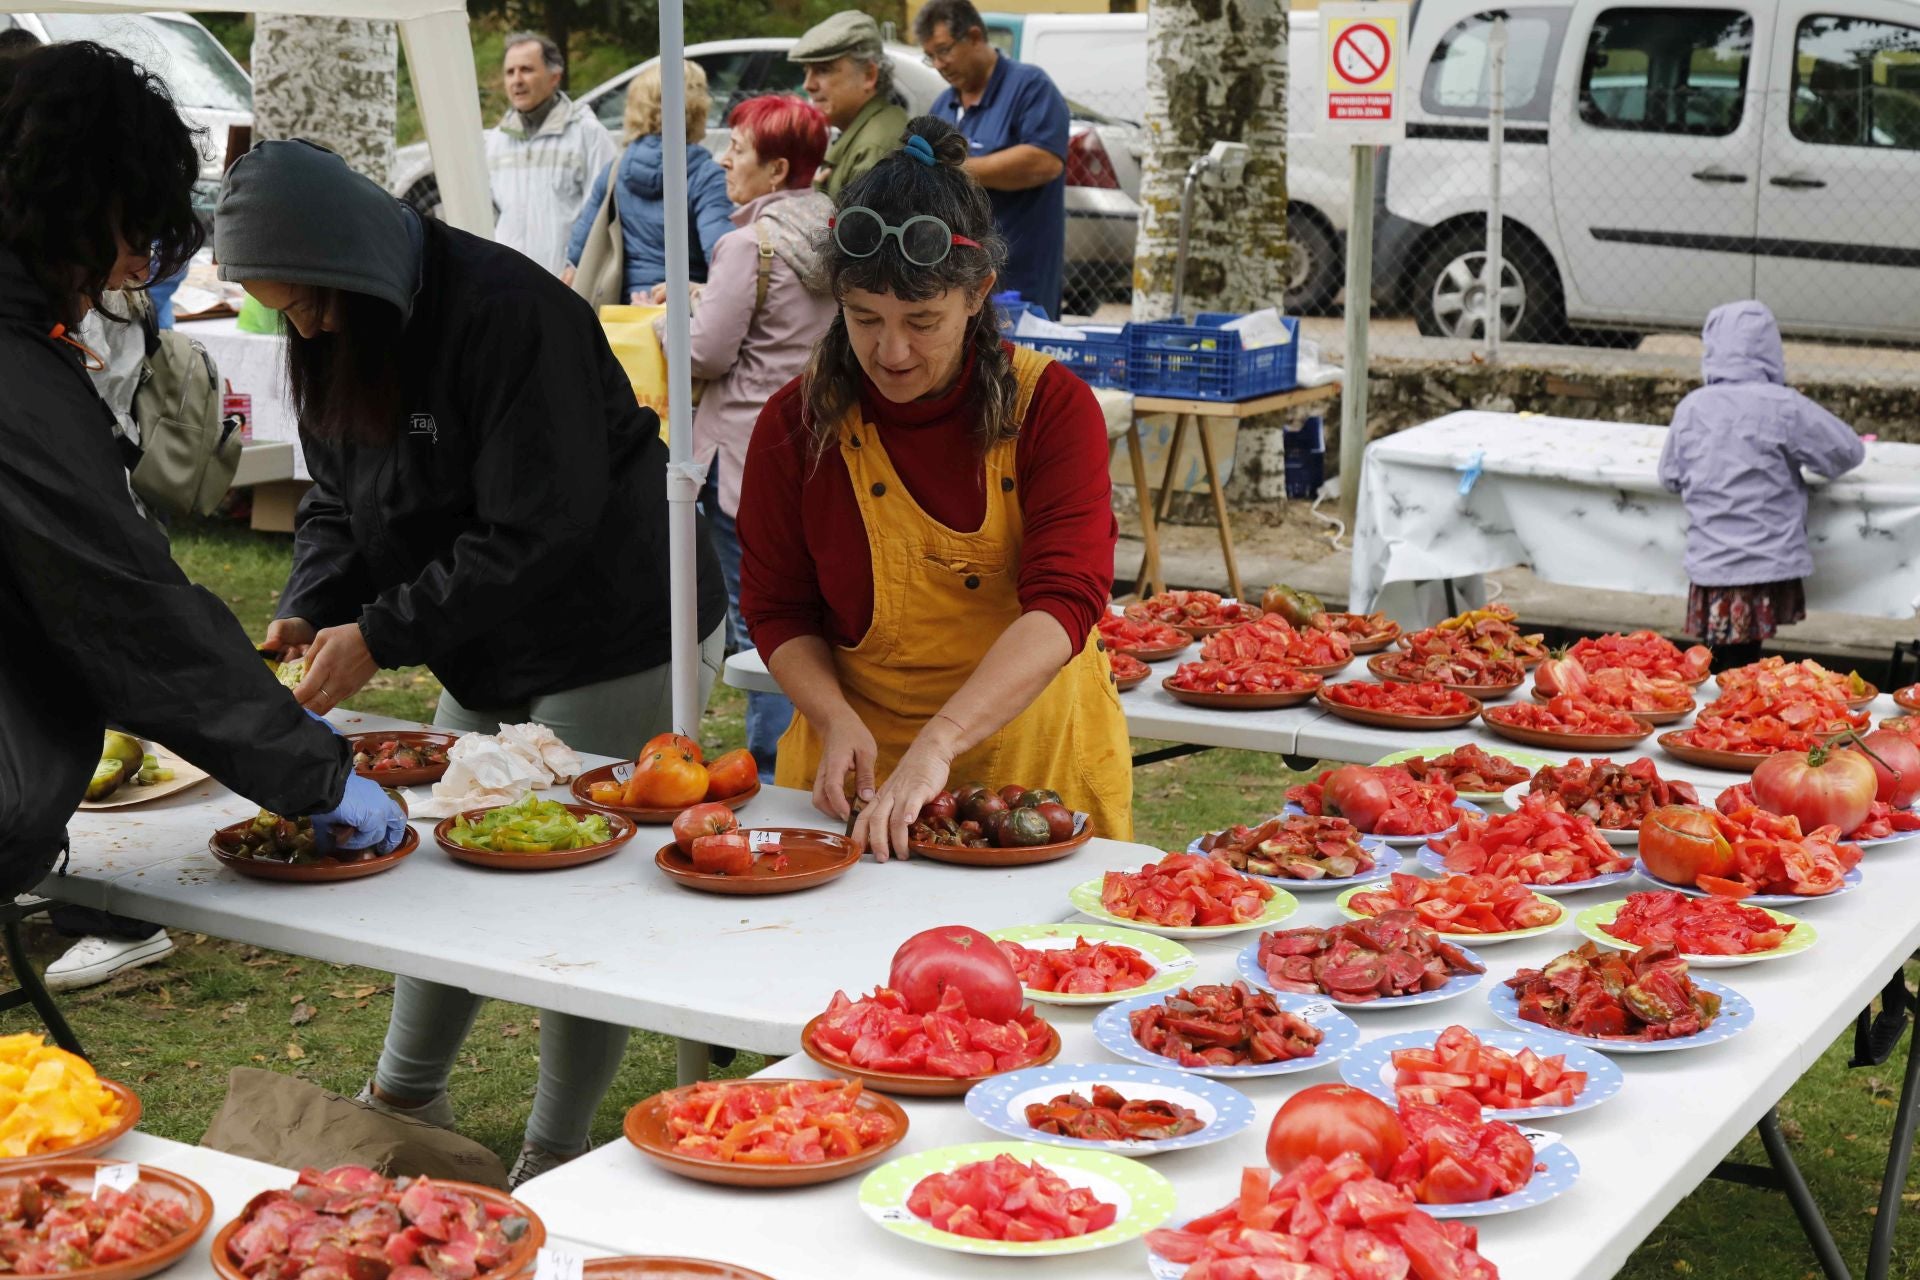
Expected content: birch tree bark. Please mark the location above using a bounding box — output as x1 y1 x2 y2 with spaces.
1133 0 1290 321
251 16 399 188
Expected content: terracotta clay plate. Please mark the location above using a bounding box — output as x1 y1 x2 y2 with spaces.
210 822 420 883
4 1158 212 1280
1481 709 1652 752
654 829 860 894
212 1179 543 1280
1528 684 1694 726
0 1080 140 1173
910 819 1095 867
1295 657 1355 677
1344 623 1403 655
1115 671 1150 692
801 1016 1061 1097
585 1260 774 1280
1368 653 1525 699
1895 684 1920 713
345 730 459 788
623 1078 909 1187
1847 683 1881 709
571 762 759 825
1118 641 1193 663
1657 731 1768 774
1172 614 1261 639
434 805 636 870
1314 685 1484 730
1162 676 1322 711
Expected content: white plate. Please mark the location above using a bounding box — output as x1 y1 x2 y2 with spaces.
1285 798 1486 847
964 1063 1256 1156
1338 1027 1626 1120
1415 843 1637 896
1489 971 1755 1053
1185 825 1400 890
1093 989 1359 1079
1235 934 1485 1010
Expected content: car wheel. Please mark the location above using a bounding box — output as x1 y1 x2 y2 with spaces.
401 174 444 222
1414 224 1564 342
1284 214 1342 314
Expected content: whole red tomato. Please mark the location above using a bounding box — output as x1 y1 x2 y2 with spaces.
1321 766 1394 831
704 748 757 801
1752 746 1876 835
1033 801 1076 842
1854 730 1920 808
641 732 703 765
629 744 709 808
1639 805 1737 886
672 802 738 854
998 784 1029 808
690 832 752 875
920 792 959 824
1266 1084 1406 1179
889 926 1023 1022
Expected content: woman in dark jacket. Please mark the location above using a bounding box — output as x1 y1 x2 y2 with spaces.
0 44 405 901
214 140 727 1187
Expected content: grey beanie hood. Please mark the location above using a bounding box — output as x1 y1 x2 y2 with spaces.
215 139 420 321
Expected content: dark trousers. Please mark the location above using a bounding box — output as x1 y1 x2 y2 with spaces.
49 906 159 941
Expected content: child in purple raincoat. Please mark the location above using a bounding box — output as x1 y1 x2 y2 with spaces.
1658 300 1864 671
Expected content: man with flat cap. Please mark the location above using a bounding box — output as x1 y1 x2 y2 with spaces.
788 11 908 200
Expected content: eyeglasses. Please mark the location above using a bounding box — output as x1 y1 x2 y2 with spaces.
921 39 959 67
829 207 981 267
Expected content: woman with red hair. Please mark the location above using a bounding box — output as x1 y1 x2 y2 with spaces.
653 94 835 775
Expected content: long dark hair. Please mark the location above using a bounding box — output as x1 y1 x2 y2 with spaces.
284 290 407 446
0 42 204 329
802 116 1012 461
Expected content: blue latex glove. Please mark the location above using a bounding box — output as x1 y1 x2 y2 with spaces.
311 773 410 855
1456 449 1486 496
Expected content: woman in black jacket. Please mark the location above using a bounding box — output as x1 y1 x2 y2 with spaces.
0 45 406 903
214 140 728 1186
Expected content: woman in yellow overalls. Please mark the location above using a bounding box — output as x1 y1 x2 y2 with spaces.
734 118 1131 860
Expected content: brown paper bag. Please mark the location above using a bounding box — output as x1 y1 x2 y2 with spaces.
199 1068 507 1188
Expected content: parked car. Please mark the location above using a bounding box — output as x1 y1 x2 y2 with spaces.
390 36 1143 310
2 11 253 231
1384 0 1920 344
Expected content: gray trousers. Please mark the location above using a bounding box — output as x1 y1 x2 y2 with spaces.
374 629 723 1154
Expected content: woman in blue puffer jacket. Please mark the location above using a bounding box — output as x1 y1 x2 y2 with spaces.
564 59 734 301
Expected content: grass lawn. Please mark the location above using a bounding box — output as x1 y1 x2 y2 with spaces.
7 515 1918 1276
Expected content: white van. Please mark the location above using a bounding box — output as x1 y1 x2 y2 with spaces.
1383 0 1920 344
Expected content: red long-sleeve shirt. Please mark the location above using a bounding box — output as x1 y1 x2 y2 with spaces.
737 348 1117 660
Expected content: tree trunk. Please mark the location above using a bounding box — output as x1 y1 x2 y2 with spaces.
1132 0 1290 321
250 16 398 188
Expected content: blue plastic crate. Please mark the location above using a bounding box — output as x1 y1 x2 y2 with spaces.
1127 312 1298 401
1013 324 1130 389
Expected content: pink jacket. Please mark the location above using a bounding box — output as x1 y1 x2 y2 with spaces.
687 188 836 517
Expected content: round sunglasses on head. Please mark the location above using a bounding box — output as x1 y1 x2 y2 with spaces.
829 206 981 267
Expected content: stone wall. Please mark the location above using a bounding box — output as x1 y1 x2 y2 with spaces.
1142 351 1920 525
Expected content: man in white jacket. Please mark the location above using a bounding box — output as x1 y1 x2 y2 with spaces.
485 32 615 275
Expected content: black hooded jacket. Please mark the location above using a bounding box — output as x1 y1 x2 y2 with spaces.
0 248 352 892
268 217 727 709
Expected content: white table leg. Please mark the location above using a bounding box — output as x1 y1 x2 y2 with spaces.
674 1037 709 1086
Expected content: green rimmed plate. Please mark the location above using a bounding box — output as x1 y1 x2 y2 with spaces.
857 1141 1175 1258
1574 898 1816 968
1373 745 1556 805
986 923 1198 1005
1068 879 1298 939
1335 881 1564 943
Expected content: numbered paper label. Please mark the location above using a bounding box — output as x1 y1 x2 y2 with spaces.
534 1247 584 1280
93 1164 139 1198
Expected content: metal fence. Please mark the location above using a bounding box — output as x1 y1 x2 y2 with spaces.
1056 9 1920 386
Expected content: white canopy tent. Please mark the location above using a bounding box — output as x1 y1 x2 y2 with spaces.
7 0 713 741
0 1 493 235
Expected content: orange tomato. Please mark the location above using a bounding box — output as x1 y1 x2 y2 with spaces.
627 744 709 808
586 780 626 806
705 748 757 800
642 733 703 765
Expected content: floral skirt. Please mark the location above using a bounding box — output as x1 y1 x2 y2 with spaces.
1685 580 1807 646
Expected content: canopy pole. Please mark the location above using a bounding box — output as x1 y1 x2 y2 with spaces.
658 0 704 738
397 11 490 237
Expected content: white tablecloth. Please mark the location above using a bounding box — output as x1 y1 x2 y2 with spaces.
1348 411 1920 624
178 317 304 481
54 712 1163 1057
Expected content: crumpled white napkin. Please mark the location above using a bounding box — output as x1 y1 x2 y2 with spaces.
407 722 586 818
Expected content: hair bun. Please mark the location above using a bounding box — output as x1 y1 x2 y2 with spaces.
903 115 970 169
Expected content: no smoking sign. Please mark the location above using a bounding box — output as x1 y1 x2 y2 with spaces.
1323 2 1408 143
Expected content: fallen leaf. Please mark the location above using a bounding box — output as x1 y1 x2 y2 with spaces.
354 1001 368 1010
290 1003 316 1027
290 994 305 1005
221 1001 249 1021
251 1054 266 1063
501 1024 521 1039
530 1017 541 1031
283 967 302 978
185 1061 202 1071
193 934 208 945
285 1043 306 1061
243 956 276 968
1779 1117 1805 1143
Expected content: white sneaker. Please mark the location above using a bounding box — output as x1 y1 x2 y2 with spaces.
45 931 174 992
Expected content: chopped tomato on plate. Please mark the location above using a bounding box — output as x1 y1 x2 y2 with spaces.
1100 853 1276 927
1349 872 1562 936
1392 1024 1588 1111
1429 796 1632 885
907 1154 1118 1242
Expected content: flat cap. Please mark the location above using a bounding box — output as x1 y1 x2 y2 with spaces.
788 11 883 63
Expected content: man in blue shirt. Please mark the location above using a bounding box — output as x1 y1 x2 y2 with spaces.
915 0 1070 318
